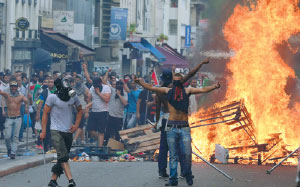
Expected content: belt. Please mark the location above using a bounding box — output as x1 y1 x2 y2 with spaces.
6 116 21 119
167 124 189 129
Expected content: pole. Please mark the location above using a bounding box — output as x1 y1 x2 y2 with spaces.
192 151 234 181
266 146 300 174
25 62 32 151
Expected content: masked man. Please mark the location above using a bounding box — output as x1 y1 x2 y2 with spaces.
0 79 29 159
40 78 82 187
135 66 220 186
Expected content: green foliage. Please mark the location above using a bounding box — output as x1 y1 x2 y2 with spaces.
158 33 168 41
129 24 136 33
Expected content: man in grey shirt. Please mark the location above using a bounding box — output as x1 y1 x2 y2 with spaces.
107 80 128 141
40 78 82 187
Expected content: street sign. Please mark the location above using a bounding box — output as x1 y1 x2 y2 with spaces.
185 25 191 48
15 17 30 31
109 8 128 41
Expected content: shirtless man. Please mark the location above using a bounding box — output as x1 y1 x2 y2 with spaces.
135 69 220 186
155 59 211 179
0 79 29 159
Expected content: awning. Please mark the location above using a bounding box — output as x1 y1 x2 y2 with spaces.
40 30 95 58
156 44 189 68
130 42 149 52
33 48 52 64
141 38 166 63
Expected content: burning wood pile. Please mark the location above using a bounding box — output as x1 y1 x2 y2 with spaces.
189 100 297 165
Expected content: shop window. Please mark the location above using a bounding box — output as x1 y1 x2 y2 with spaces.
169 19 177 35
170 0 178 8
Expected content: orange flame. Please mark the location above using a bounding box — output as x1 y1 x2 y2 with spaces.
191 0 300 164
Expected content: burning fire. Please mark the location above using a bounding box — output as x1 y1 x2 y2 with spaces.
190 0 300 164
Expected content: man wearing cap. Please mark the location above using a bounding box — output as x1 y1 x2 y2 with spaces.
0 79 29 159
136 58 220 186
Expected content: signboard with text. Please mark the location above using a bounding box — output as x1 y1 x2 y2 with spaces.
109 8 128 40
185 25 191 48
53 11 74 33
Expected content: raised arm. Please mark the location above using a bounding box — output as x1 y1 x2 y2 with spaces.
103 68 112 85
182 57 210 83
0 90 9 98
82 63 92 84
135 78 169 94
187 82 220 95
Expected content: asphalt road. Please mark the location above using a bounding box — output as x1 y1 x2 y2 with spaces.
0 161 297 187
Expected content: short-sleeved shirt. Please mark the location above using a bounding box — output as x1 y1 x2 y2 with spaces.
108 87 128 118
90 85 111 112
46 94 81 132
127 89 142 113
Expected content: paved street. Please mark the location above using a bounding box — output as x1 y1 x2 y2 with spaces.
0 161 297 187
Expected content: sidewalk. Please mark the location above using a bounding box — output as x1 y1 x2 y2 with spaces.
0 130 56 178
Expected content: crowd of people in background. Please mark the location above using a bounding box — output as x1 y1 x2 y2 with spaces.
0 62 204 158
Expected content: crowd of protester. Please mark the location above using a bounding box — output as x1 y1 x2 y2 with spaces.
0 63 204 157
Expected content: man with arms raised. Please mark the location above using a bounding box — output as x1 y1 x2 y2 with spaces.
135 64 220 186
0 79 29 159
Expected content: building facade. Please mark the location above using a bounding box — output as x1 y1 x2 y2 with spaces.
2 0 40 74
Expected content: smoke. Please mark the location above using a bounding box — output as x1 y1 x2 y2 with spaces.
278 38 300 107
191 0 245 109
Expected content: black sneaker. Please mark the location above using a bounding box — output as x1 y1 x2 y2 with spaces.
10 154 15 159
165 181 178 186
48 180 59 187
68 179 76 187
186 176 193 186
159 172 169 178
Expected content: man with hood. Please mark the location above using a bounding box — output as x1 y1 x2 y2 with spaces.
135 58 220 186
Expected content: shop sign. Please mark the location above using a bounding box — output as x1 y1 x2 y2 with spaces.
16 17 30 31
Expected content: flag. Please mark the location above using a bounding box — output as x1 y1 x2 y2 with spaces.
152 69 159 86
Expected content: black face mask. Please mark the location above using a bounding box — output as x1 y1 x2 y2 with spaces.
173 80 182 87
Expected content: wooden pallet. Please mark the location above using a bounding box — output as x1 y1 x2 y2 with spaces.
119 124 161 155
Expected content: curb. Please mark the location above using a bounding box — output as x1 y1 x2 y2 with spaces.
0 154 56 178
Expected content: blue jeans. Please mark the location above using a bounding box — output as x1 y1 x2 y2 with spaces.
166 121 192 184
4 118 22 154
126 112 137 129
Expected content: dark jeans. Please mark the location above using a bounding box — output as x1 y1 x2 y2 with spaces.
158 119 168 174
30 111 36 134
166 121 192 184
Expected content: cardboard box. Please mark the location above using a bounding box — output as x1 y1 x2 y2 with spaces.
107 138 124 150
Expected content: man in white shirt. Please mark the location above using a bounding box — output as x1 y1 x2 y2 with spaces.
86 77 111 147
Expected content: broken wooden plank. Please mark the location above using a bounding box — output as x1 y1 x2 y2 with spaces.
132 144 160 154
